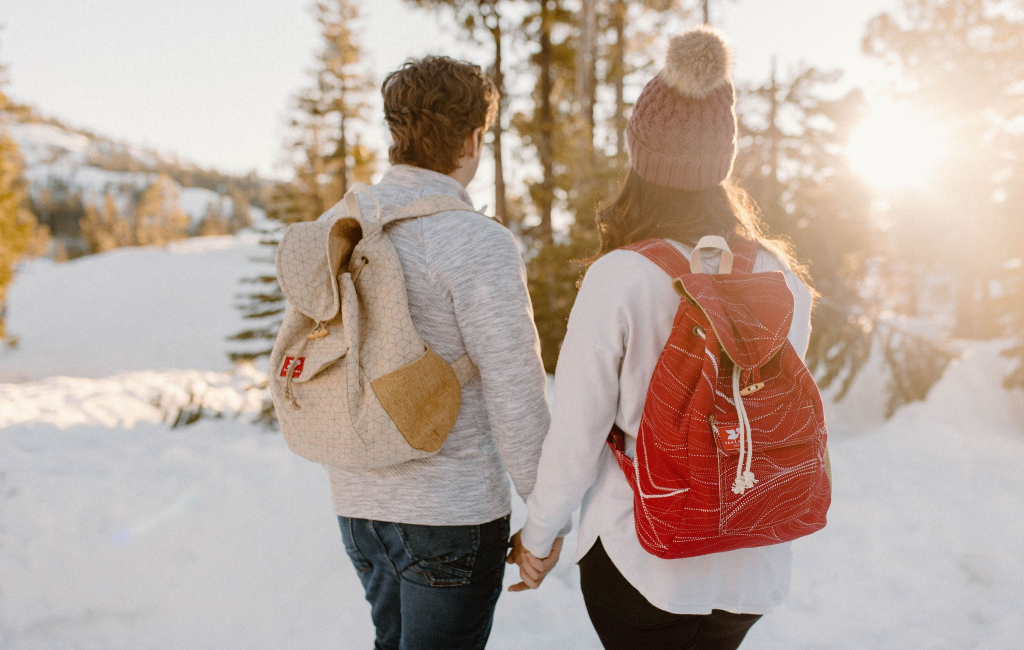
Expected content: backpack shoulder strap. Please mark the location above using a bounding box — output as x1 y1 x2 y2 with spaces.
624 238 762 277
731 238 760 274
381 195 480 227
343 185 482 235
622 239 691 278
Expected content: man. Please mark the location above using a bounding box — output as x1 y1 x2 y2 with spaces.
329 56 556 649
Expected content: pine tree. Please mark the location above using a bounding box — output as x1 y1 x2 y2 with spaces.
522 0 713 370
228 189 253 232
197 199 232 236
734 60 960 412
403 0 516 224
80 193 131 253
863 0 1024 386
512 1 697 370
512 0 583 369
735 63 873 396
232 0 377 365
0 53 44 341
135 175 190 246
270 0 377 224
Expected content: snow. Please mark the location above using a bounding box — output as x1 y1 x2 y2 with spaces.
5 119 248 227
746 341 1024 650
4 122 91 167
179 187 229 224
1 236 1023 649
0 235 264 382
7 121 157 200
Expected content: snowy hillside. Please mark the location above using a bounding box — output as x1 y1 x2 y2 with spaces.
4 118 267 229
0 235 264 382
1 237 1023 649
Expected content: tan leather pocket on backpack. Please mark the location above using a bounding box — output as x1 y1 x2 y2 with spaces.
371 347 462 453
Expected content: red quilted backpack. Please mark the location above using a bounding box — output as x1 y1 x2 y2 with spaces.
608 236 831 560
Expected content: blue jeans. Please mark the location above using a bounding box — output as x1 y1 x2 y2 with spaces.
339 515 510 650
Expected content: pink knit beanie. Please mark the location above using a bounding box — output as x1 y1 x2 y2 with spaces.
628 27 736 191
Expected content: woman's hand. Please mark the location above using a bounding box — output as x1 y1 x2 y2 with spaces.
506 530 564 592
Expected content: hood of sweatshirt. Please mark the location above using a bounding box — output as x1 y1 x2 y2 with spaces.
360 164 477 217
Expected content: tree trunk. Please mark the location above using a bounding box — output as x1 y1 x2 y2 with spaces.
537 0 555 244
574 0 597 228
702 0 710 25
308 118 328 217
338 108 349 197
613 0 627 162
484 3 509 225
766 57 782 213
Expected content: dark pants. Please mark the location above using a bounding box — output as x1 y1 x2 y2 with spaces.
579 538 762 650
338 515 510 650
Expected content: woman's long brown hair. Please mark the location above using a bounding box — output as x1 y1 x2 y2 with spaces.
590 169 813 290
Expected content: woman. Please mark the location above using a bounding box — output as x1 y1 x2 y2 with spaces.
508 27 816 650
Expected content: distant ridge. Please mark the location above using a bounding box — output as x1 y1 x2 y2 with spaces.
1 103 273 257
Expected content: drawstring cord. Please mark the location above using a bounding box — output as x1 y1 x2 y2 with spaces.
283 321 329 410
283 335 309 410
731 365 758 495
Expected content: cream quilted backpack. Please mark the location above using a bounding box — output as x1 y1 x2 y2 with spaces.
269 185 479 469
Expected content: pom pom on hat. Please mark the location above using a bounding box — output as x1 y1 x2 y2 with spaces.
627 26 737 190
660 26 732 100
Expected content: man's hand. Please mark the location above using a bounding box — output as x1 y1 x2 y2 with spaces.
506 530 563 592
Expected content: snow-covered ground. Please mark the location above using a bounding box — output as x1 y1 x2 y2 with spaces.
0 235 265 382
1 237 1022 649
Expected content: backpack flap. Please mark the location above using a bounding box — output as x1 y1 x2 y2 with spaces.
277 267 360 384
672 271 794 370
276 215 363 323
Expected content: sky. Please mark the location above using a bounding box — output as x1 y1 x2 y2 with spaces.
2 0 900 180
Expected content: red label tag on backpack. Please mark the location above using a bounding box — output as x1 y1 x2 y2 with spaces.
718 425 742 452
280 356 305 378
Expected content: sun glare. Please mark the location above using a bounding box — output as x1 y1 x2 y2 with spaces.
846 102 950 192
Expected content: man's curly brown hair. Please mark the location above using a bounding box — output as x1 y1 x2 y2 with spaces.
382 56 499 175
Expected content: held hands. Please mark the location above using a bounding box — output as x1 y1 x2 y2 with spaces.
506 530 563 592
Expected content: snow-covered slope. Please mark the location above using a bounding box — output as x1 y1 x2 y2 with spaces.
1 238 1022 649
0 235 265 382
4 119 264 225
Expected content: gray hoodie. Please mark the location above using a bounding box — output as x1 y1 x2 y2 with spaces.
326 165 551 525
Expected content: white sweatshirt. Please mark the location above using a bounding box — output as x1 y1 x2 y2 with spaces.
520 241 815 615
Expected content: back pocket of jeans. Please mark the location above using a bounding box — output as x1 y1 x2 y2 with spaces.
395 522 480 587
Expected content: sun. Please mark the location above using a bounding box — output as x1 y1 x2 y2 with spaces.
846 102 950 192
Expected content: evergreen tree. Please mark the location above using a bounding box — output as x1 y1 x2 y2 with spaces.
0 53 44 341
135 175 190 246
30 179 85 246
233 0 378 364
863 0 1024 385
228 189 254 232
522 1 713 370
735 63 871 396
80 193 131 253
0 133 37 341
269 0 377 224
197 199 232 236
403 0 516 225
511 0 583 370
735 60 959 412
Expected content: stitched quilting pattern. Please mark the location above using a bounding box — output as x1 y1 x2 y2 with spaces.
268 191 476 468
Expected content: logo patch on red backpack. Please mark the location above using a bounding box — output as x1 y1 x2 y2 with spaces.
716 421 742 452
280 356 305 378
606 238 831 560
